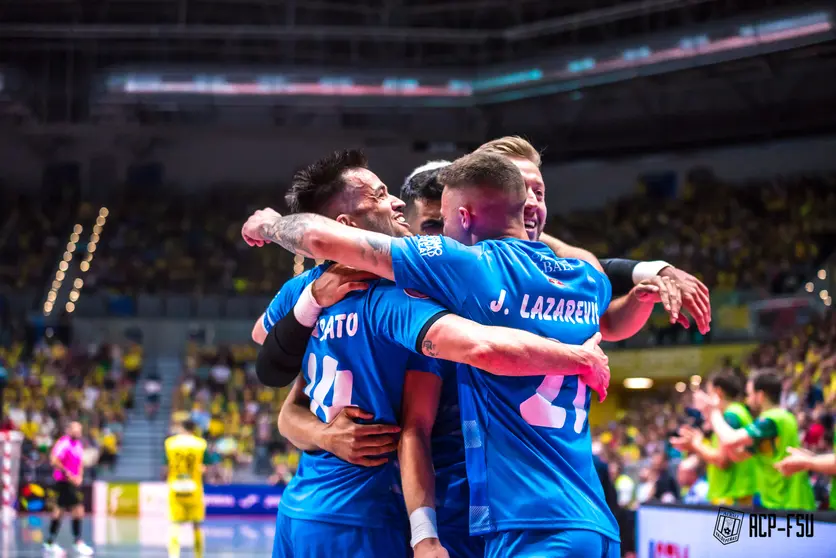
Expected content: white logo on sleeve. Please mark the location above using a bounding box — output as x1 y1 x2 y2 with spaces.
416 236 444 258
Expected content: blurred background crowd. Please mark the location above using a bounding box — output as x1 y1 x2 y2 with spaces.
1 0 836 555
3 165 834 494
1 333 142 484
169 342 299 484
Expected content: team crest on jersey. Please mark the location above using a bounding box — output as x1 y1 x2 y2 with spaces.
547 277 565 287
404 289 430 299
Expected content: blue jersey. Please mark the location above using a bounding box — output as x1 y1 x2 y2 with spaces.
262 265 329 333
264 267 470 532
428 360 469 532
391 235 620 541
263 270 448 528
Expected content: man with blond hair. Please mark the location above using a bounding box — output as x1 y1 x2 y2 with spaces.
473 135 711 334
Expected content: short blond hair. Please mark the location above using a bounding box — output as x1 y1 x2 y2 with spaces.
475 136 541 167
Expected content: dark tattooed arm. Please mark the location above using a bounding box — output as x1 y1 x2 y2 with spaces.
257 212 395 280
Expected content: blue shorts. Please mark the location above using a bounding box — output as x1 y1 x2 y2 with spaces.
485 529 620 558
273 510 409 558
439 526 485 558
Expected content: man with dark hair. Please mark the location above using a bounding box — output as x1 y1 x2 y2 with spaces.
400 161 449 236
285 149 409 237
241 151 688 558
252 149 408 344
695 369 816 510
250 150 612 558
671 368 757 505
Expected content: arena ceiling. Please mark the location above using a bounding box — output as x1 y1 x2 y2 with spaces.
0 0 812 66
0 0 834 156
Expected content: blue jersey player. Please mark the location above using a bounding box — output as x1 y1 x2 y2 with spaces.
254 150 614 558
243 152 681 558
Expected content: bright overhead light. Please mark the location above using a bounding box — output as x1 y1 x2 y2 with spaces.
675 382 686 393
623 377 653 390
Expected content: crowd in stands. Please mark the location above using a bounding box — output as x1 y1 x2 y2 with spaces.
4 167 836 499
6 167 829 301
548 171 836 297
0 186 79 292
85 188 295 296
0 334 142 483
169 342 299 484
594 308 836 511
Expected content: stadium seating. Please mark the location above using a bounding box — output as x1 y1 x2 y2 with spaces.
18 172 829 300
0 190 77 292
546 172 836 295
0 337 141 481
3 171 834 495
169 342 299 483
86 188 295 296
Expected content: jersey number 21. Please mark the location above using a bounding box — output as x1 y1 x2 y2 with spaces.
520 375 588 433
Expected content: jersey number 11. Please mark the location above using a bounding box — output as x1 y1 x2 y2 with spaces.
305 354 354 423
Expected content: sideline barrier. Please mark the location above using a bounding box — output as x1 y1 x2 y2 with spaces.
638 503 836 558
93 481 283 517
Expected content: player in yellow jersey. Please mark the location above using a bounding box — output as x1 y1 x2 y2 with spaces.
163 420 209 558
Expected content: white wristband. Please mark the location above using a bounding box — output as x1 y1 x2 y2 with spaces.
293 283 323 328
409 507 439 548
632 260 671 284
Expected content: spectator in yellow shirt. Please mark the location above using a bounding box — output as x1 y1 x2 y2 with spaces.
20 411 39 441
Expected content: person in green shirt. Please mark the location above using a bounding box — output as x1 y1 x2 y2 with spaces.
671 369 757 506
775 430 836 510
694 369 816 510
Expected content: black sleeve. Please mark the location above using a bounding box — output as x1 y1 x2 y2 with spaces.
413 310 453 353
256 309 315 388
599 258 641 297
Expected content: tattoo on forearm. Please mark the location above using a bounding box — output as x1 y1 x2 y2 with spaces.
357 234 391 266
422 339 438 357
260 214 316 259
259 213 391 269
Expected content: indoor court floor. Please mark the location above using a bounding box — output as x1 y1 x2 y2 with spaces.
0 515 275 557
